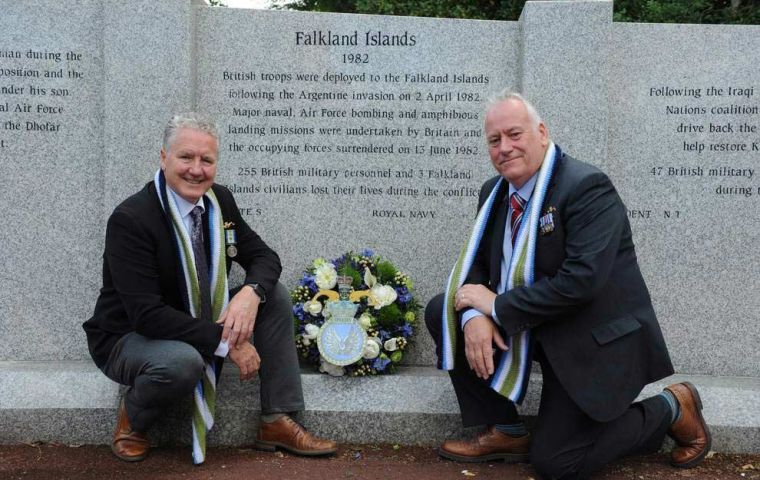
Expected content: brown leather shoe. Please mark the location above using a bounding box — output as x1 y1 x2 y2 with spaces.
665 382 711 468
111 399 149 462
439 426 530 463
255 415 337 456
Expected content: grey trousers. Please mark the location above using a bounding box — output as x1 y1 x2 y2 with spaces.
102 282 305 431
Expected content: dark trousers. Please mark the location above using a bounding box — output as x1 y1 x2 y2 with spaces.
425 293 671 480
425 293 520 426
102 282 305 431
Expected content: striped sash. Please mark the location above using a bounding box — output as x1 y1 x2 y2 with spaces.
155 169 229 464
441 143 558 403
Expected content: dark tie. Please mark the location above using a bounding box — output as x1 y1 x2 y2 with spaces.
509 193 526 246
190 206 213 322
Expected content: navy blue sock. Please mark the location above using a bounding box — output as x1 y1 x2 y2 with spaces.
494 422 528 437
658 390 680 424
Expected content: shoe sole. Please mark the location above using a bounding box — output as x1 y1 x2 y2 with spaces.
254 440 337 457
438 448 529 464
670 381 712 469
110 444 147 462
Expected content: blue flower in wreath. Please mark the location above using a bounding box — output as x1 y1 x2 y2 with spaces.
398 323 414 338
361 248 375 258
299 273 318 293
373 356 391 371
376 328 392 342
331 255 349 272
292 304 307 321
395 286 412 305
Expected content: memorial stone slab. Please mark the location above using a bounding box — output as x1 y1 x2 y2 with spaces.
0 0 104 361
607 23 760 377
196 9 519 363
102 0 195 210
0 0 195 361
519 0 612 163
0 0 758 451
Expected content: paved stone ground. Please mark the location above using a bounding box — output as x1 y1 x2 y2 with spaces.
1 443 758 480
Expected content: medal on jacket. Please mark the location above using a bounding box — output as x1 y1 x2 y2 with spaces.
224 222 238 258
539 206 556 235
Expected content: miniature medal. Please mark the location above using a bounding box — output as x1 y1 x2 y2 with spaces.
225 227 238 258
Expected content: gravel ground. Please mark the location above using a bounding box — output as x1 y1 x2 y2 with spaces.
1 443 759 480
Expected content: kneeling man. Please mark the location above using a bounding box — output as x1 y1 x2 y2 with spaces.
426 91 710 479
84 113 336 464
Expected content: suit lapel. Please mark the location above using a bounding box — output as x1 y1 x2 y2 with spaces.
489 182 509 288
546 152 563 194
537 151 563 216
201 198 212 268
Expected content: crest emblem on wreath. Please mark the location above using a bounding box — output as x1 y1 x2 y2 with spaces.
315 276 368 366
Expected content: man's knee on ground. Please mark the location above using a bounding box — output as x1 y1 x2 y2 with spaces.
424 293 445 337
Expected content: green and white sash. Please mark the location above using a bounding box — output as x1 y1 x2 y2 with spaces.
441 143 558 403
155 169 229 465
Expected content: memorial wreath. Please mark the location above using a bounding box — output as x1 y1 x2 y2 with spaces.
291 249 420 376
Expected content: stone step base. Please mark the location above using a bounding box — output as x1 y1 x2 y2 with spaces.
0 361 757 453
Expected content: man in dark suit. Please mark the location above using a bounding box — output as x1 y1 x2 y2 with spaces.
425 92 710 479
84 113 336 463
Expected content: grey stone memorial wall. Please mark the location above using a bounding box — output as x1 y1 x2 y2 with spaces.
607 23 760 377
0 0 758 451
0 2 104 361
0 1 194 362
196 9 516 362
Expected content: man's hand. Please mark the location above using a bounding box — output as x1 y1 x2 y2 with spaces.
455 284 497 314
463 315 509 380
228 342 261 381
216 285 261 348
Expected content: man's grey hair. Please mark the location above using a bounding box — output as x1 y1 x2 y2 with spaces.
162 112 219 151
486 89 543 128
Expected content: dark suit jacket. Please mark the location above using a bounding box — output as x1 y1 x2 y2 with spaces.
466 152 673 422
83 182 281 369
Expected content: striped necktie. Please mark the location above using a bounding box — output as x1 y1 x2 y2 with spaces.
190 206 212 322
509 193 526 246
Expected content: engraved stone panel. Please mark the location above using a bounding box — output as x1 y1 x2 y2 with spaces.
196 9 519 364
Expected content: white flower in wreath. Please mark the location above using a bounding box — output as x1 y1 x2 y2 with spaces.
304 300 323 316
358 312 374 330
302 323 319 346
319 357 345 376
314 262 338 289
384 337 399 352
363 267 377 288
363 337 381 359
370 284 397 309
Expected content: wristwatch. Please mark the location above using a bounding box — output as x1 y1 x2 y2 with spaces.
245 283 266 302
